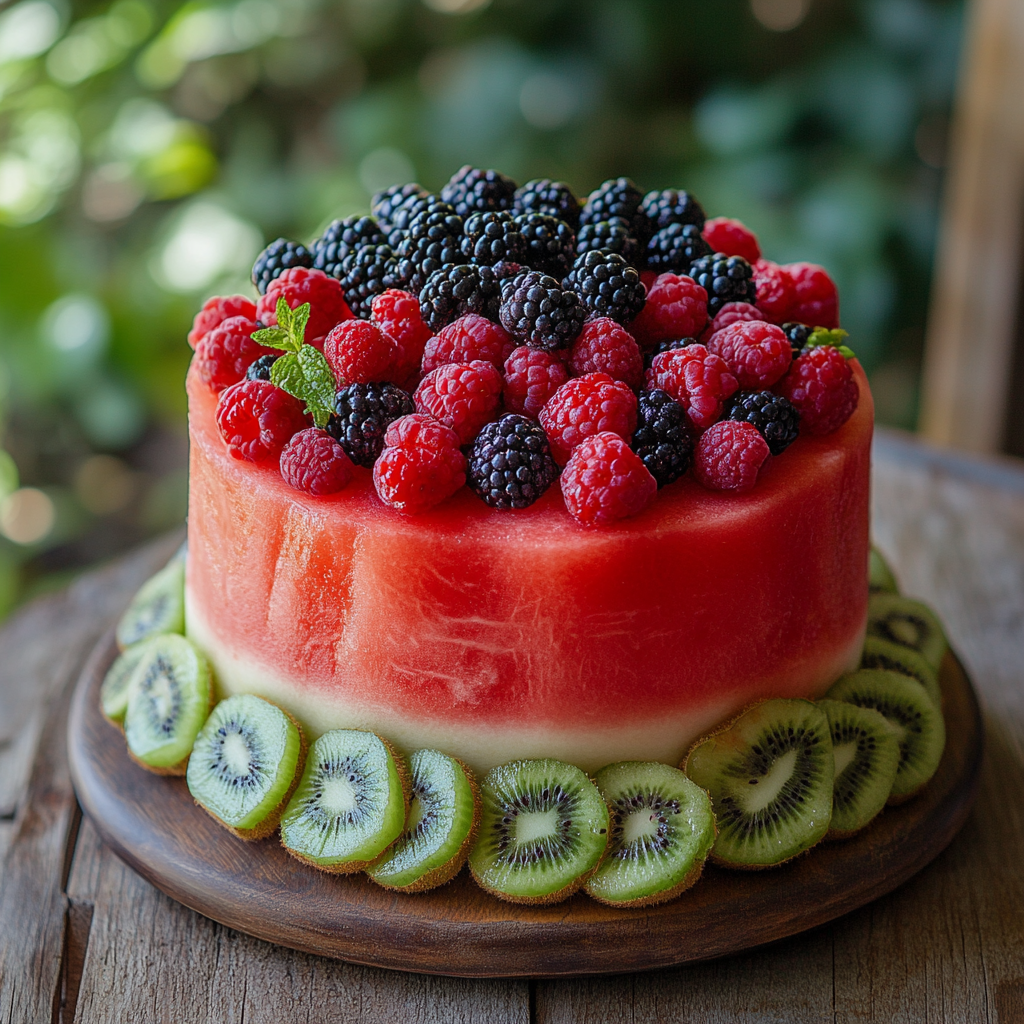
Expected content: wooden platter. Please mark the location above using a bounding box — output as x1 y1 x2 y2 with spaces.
67 631 983 979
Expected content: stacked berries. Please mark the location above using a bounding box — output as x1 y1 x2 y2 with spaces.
202 167 858 525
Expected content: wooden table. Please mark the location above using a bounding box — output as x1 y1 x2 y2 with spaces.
2 427 1023 1024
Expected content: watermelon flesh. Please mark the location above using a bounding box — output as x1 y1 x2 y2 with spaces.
186 363 873 772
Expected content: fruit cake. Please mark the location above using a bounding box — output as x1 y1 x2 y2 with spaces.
181 168 871 774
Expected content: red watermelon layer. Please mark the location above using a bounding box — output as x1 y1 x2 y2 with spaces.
185 362 872 770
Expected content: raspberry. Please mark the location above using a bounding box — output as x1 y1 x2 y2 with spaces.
413 360 503 444
215 380 308 463
722 389 800 456
502 347 570 418
645 345 739 431
371 289 434 387
323 320 398 386
644 337 695 369
194 316 264 391
632 388 694 487
627 273 708 349
752 259 795 325
701 218 761 264
279 428 354 495
539 373 638 466
706 320 792 390
701 301 764 343
188 295 257 350
421 314 514 375
693 420 770 492
775 345 859 435
373 414 466 513
784 262 839 329
466 414 559 509
560 432 657 527
569 318 644 391
257 267 353 341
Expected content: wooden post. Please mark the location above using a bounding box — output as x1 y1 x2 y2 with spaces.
919 0 1024 453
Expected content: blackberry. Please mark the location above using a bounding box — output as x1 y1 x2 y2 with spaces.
722 389 800 456
644 336 696 369
631 389 694 487
781 322 813 355
580 177 651 242
576 217 640 266
512 178 581 229
514 213 576 278
246 353 279 381
327 382 415 468
311 216 387 280
336 244 399 319
466 414 559 509
563 250 646 325
645 223 711 274
251 239 313 295
371 183 430 228
499 270 585 351
687 252 757 318
440 165 517 217
418 263 502 332
394 201 464 295
459 211 528 266
640 189 706 232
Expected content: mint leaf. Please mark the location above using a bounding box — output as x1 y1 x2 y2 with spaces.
296 345 337 428
806 327 855 360
252 326 289 349
253 298 310 354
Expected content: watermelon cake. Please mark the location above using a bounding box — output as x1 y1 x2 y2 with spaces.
183 170 871 774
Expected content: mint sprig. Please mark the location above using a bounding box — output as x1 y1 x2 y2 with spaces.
252 299 336 428
805 327 855 361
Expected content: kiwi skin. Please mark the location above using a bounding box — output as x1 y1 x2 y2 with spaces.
369 756 482 894
587 845 712 910
193 703 308 843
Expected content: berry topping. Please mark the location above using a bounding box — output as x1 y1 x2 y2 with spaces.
706 320 793 389
576 217 640 265
641 189 706 232
459 211 528 266
327 381 415 467
421 313 514 374
310 217 387 280
257 267 353 341
215 380 308 463
693 420 770 492
632 389 695 487
627 272 708 349
514 212 577 278
195 315 265 391
512 178 581 229
371 183 430 227
246 353 279 381
751 259 794 325
775 345 859 435
413 360 503 444
373 414 466 513
370 289 433 386
784 262 839 329
188 295 257 350
418 264 502 333
687 253 758 318
645 223 712 275
539 372 638 465
502 346 570 418
323 320 398 386
722 389 800 455
336 244 400 319
500 270 586 350
564 250 646 325
466 414 559 509
569 317 644 391
441 165 517 217
644 337 695 369
645 344 739 430
701 218 761 264
703 300 764 341
393 201 464 295
279 427 354 495
252 239 313 296
781 321 813 354
560 431 657 527
580 178 650 241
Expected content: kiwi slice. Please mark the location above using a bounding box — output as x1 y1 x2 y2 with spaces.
367 749 480 892
186 695 305 840
100 639 156 725
123 635 212 775
584 761 716 908
866 593 948 672
818 699 900 838
869 546 899 593
826 669 946 803
116 558 186 650
280 729 409 873
684 700 833 869
468 759 609 905
861 636 941 709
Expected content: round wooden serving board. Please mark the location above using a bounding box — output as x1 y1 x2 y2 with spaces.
68 631 983 979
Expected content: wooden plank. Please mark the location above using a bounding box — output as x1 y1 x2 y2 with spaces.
919 0 1024 452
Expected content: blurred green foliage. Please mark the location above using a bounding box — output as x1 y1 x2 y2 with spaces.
0 0 961 616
